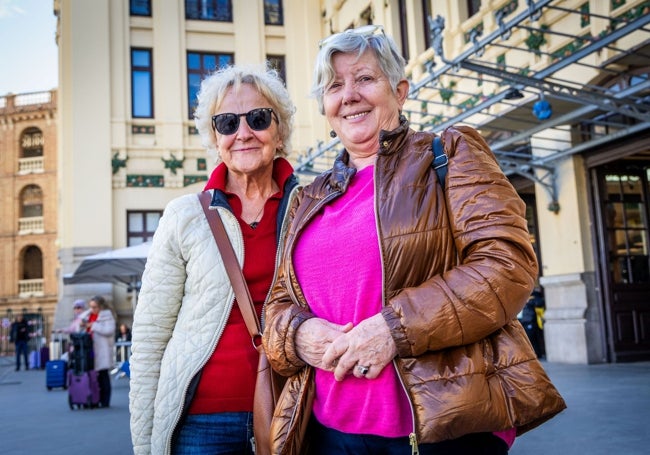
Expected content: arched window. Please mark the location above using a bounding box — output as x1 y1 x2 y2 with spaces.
20 128 44 158
22 245 43 279
20 185 43 218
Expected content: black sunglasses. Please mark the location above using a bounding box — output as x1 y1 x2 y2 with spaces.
211 108 278 135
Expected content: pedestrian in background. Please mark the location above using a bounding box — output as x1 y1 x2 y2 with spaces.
10 314 30 371
519 289 546 359
58 299 87 334
81 295 116 408
116 323 132 342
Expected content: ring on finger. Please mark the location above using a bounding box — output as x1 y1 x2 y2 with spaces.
357 365 369 375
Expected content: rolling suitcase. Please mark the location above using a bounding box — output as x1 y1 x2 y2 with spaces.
49 331 67 360
46 331 67 390
46 360 68 390
67 369 100 409
40 346 50 368
69 332 94 374
28 347 49 369
29 350 40 369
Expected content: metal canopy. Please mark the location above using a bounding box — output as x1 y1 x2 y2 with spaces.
296 0 650 212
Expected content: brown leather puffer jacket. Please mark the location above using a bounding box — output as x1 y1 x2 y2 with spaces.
263 120 566 448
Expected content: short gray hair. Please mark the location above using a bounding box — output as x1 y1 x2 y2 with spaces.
194 63 295 163
311 26 406 114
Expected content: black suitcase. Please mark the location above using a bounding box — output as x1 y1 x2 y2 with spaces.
69 332 94 375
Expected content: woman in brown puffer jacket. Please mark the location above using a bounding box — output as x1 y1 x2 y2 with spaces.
262 25 565 455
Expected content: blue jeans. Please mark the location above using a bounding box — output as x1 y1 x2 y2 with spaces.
15 341 29 370
173 412 254 455
307 417 509 455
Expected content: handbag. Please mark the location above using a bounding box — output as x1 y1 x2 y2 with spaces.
199 191 286 455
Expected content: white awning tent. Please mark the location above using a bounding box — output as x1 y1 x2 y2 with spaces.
63 242 151 309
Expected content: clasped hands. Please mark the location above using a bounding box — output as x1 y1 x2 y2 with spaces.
295 313 398 381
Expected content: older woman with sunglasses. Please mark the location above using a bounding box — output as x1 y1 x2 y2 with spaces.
262 25 565 454
129 64 299 455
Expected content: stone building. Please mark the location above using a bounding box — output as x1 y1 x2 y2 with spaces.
0 90 58 357
55 0 328 330
54 0 650 363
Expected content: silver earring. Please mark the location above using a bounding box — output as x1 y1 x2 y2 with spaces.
329 130 337 138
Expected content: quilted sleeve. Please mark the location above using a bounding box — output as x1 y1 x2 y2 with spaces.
129 198 187 455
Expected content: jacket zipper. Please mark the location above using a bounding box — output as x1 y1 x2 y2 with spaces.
165 206 243 455
256 185 300 453
373 165 420 455
261 184 301 330
285 191 341 308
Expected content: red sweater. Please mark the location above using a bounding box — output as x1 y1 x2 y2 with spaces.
87 312 98 336
188 158 293 414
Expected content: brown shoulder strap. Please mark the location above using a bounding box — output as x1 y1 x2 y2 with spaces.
198 191 262 341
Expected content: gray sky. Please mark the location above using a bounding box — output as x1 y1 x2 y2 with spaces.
0 0 58 95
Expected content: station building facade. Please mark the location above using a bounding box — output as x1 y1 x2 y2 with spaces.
55 0 650 363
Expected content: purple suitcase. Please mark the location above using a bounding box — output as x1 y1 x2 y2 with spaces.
40 346 50 368
67 369 100 409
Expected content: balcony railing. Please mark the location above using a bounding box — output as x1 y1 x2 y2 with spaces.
19 279 44 298
18 216 44 234
14 91 52 106
0 90 56 114
18 156 44 174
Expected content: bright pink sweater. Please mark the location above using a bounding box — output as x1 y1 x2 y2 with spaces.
293 164 516 447
293 165 412 437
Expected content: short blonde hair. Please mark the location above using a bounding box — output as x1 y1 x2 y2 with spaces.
194 63 295 163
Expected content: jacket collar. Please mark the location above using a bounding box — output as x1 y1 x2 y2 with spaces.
329 115 410 192
206 158 299 240
204 157 294 193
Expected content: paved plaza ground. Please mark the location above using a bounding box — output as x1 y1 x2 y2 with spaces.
1 356 648 454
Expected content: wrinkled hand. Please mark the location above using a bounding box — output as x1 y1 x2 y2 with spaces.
295 318 353 370
322 313 398 381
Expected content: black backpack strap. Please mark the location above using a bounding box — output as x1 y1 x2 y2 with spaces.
432 136 448 187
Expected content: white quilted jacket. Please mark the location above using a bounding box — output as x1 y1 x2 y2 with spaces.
129 191 243 455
